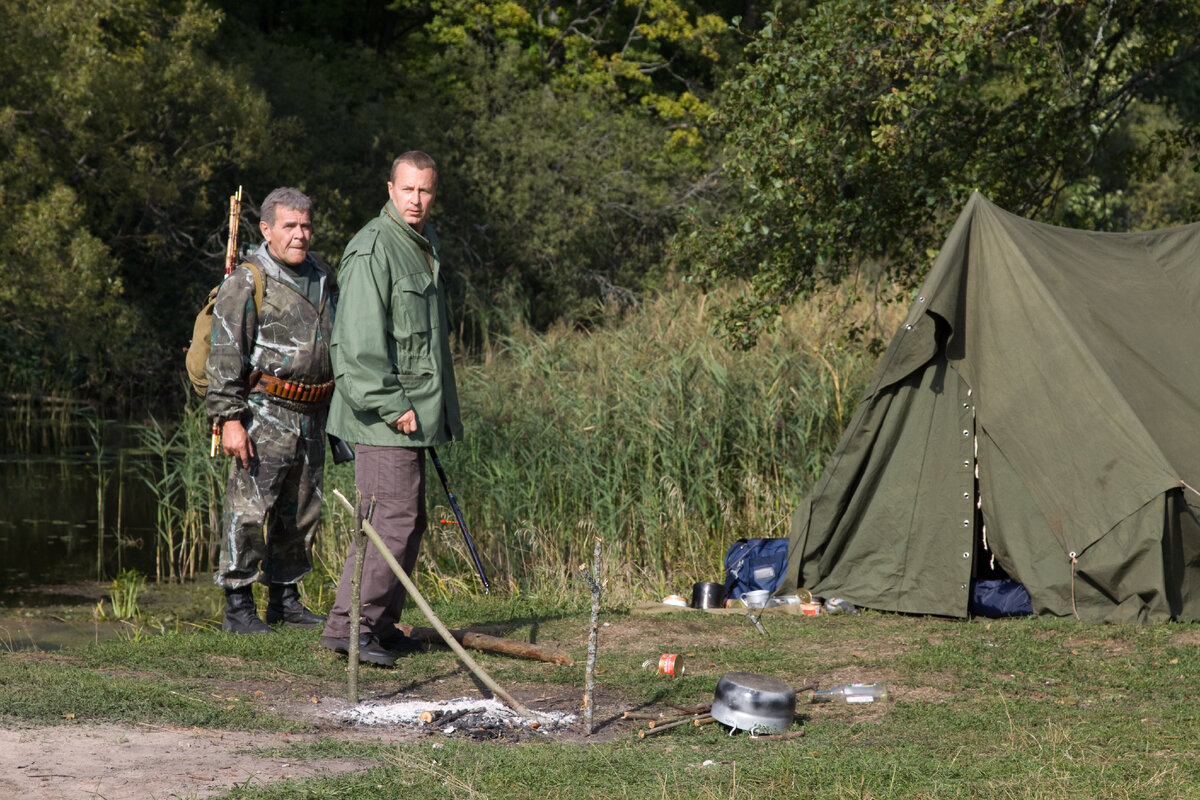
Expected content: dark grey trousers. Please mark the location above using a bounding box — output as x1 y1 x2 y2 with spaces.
322 445 426 638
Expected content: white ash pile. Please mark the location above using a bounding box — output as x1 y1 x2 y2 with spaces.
335 697 576 740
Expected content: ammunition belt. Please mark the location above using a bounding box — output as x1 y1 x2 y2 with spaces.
251 373 335 404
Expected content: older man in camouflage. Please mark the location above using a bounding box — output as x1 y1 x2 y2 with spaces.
205 187 337 634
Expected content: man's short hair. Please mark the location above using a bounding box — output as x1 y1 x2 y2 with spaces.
390 151 437 182
260 187 313 226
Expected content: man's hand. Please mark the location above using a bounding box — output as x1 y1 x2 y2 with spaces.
222 419 256 468
392 409 417 435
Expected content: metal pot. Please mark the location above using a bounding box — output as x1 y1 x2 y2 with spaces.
710 672 797 734
690 581 725 609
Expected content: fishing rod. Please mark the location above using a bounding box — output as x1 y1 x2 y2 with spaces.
429 447 490 594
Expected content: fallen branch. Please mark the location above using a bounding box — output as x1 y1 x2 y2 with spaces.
638 714 712 738
622 711 668 720
396 623 573 665
751 728 807 741
624 702 711 722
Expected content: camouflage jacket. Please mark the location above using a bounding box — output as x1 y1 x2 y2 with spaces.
205 243 337 423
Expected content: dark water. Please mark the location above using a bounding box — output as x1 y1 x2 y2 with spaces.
0 411 160 599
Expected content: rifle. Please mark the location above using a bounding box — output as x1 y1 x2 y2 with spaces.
210 186 243 458
429 447 490 593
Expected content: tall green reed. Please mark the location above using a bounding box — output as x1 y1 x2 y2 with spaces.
313 283 894 605
83 413 110 581
134 283 894 606
132 399 225 583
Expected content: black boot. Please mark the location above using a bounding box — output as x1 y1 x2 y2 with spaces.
223 587 274 635
266 584 326 628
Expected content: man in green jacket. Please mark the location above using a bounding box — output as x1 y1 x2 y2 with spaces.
319 151 463 667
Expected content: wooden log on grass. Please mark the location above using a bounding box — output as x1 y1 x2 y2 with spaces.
396 623 574 666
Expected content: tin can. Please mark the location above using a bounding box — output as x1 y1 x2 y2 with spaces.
799 602 822 616
642 653 685 677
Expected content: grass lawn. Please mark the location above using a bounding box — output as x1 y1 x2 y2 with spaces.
3 591 1200 798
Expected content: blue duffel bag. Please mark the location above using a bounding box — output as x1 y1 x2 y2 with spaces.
722 537 789 600
969 578 1033 617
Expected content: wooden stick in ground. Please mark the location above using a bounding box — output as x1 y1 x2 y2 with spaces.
396 623 573 665
347 492 362 701
579 536 604 736
346 494 375 703
331 489 536 720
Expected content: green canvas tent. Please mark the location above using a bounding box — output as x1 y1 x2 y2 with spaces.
777 193 1200 623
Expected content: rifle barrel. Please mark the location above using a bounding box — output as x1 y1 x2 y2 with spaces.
430 448 490 593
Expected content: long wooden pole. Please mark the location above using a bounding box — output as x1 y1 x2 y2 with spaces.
331 489 536 720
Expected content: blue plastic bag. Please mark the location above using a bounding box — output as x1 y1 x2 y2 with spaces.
969 578 1033 617
722 538 789 600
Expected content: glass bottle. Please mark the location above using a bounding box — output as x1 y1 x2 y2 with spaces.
808 683 890 703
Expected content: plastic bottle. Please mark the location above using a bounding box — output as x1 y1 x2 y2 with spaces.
642 653 684 677
807 683 890 703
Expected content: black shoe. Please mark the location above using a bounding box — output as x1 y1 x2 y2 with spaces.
223 587 275 635
379 628 424 654
319 633 397 667
266 584 326 628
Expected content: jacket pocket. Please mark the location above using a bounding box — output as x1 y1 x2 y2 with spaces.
394 269 433 333
394 352 436 378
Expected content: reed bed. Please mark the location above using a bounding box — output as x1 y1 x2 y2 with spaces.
113 283 900 603
131 403 226 583
314 283 901 605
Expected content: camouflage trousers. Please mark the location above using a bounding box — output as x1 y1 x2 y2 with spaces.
214 394 327 590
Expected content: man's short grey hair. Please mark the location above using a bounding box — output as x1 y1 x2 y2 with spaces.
390 151 437 182
260 187 313 226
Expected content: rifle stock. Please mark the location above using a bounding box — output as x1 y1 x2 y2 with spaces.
210 186 243 458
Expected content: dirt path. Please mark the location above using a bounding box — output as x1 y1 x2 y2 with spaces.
0 721 384 800
0 683 616 800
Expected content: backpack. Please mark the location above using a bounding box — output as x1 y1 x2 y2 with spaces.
185 262 265 396
722 537 789 600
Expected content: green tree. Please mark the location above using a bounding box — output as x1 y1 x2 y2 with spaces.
680 0 1200 347
0 0 279 402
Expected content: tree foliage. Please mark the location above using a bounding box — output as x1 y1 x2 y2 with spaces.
0 0 739 404
680 0 1200 347
9 0 1200 403
0 0 280 401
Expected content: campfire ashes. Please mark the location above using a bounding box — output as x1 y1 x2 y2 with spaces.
335 698 577 741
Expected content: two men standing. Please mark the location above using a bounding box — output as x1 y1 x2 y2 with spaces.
205 153 461 664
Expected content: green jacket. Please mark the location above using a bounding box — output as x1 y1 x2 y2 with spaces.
326 201 463 447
